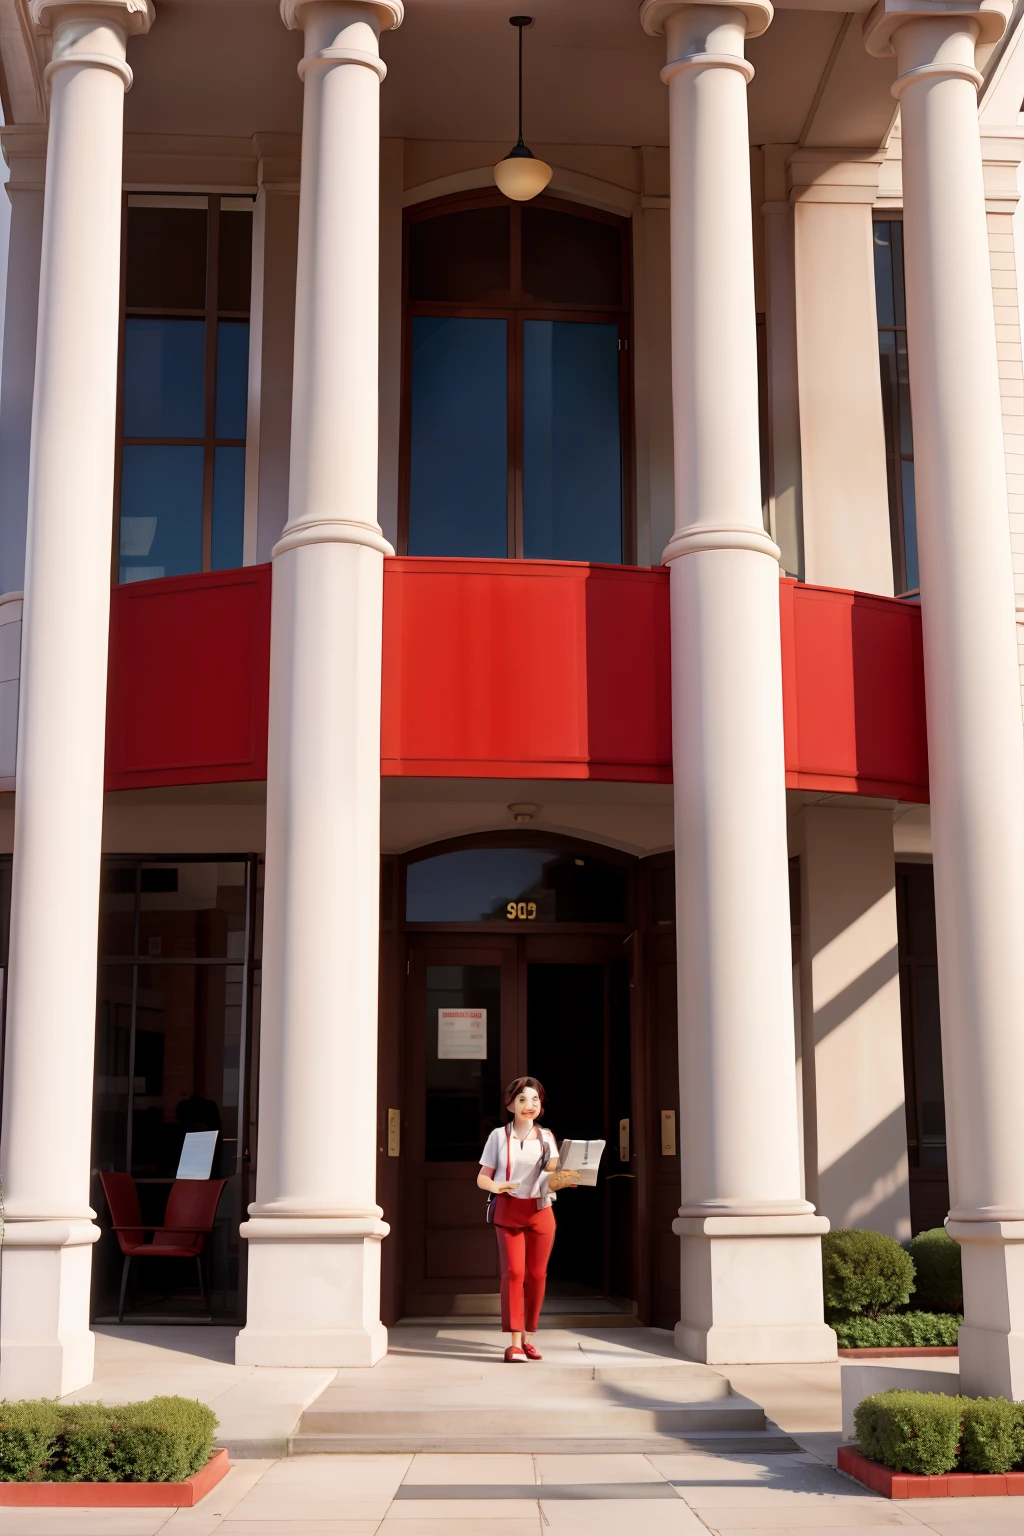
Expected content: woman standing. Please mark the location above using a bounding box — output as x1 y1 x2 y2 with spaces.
477 1076 579 1362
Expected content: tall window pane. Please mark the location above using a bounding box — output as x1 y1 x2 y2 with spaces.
874 220 918 596
117 199 252 583
123 319 205 438
119 445 204 582
522 320 622 563
408 316 508 558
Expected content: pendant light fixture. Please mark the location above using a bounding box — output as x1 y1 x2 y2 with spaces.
494 16 552 202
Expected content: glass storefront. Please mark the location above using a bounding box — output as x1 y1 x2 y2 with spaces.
91 857 257 1321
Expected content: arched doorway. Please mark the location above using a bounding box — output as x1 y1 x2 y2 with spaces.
391 834 644 1325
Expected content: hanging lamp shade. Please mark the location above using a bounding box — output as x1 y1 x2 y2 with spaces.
494 17 552 202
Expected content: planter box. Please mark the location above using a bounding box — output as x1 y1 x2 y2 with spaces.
0 1447 229 1507
838 1445 1024 1499
838 1347 958 1359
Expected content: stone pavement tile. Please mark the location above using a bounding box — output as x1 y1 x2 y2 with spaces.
0 1517 172 1536
376 1517 540 1529
378 1522 540 1536
159 1459 276 1533
648 1451 851 1491
538 1498 706 1532
258 1455 411 1494
909 1526 1024 1536
535 1452 667 1483
696 1506 924 1527
718 1364 843 1434
218 1501 390 1522
381 1498 540 1518
897 1501 1024 1523
218 1523 381 1534
406 1453 535 1484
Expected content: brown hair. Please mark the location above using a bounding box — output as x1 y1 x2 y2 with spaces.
504 1076 547 1119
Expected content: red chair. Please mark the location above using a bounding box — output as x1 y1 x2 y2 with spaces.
100 1172 228 1322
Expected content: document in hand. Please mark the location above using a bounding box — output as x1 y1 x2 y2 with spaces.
557 1139 606 1187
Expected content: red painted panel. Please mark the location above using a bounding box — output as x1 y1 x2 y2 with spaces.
99 560 928 803
105 566 271 791
780 579 928 801
380 559 672 780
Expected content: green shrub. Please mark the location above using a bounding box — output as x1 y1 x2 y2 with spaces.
0 1401 61 1481
822 1229 915 1319
854 1390 961 1474
49 1404 116 1483
910 1228 963 1312
832 1311 961 1349
109 1398 217 1484
959 1398 1024 1475
0 1398 217 1482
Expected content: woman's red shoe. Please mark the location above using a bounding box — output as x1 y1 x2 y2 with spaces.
522 1342 543 1361
504 1345 528 1363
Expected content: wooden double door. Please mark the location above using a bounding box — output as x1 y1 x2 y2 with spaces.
402 932 638 1318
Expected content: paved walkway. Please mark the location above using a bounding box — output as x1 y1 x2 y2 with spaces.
2 1446 1023 1534
0 1326 1010 1532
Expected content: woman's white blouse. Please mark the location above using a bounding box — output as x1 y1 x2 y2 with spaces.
480 1124 557 1208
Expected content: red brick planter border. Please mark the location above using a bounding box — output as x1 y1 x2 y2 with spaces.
838 1445 1024 1499
838 1347 958 1359
0 1447 229 1506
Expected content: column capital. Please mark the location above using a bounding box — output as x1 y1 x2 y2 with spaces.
640 0 772 43
280 0 403 33
29 0 154 37
863 0 1010 59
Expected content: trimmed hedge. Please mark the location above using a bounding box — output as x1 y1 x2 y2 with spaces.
909 1227 963 1313
854 1390 1024 1475
833 1311 961 1349
0 1397 217 1483
822 1229 915 1320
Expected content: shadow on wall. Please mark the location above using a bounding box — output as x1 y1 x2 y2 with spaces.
820 1104 914 1240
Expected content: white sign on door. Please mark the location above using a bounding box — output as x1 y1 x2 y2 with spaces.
438 1008 487 1060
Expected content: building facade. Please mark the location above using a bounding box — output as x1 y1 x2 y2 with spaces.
0 0 1023 1402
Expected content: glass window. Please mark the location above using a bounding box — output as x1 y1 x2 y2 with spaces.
403 197 630 562
406 846 629 924
874 220 918 598
522 320 622 562
117 198 252 584
521 207 623 306
424 965 502 1161
91 858 253 1323
896 863 947 1173
408 317 509 557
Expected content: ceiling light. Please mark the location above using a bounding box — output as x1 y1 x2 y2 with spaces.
494 17 552 203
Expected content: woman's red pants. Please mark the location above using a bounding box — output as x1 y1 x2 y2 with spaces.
493 1196 556 1332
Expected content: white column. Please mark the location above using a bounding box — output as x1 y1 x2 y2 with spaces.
641 0 835 1365
865 0 1024 1400
0 0 153 1398
235 0 400 1369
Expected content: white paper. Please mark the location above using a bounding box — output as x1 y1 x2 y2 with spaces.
437 1008 487 1059
558 1138 606 1187
175 1130 218 1180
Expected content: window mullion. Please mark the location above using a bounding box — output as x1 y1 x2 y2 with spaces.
202 196 221 572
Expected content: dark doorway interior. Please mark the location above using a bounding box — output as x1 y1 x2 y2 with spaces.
527 959 633 1306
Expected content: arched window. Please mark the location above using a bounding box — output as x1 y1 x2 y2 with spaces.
400 194 632 563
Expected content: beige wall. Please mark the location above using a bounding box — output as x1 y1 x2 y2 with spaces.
795 804 911 1240
791 153 894 596
249 174 300 565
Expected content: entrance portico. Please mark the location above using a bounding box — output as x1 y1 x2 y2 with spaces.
1 0 1024 1403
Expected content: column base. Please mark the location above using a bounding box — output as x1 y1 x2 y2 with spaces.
673 1214 837 1364
0 1219 99 1397
947 1220 1024 1399
235 1215 389 1368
